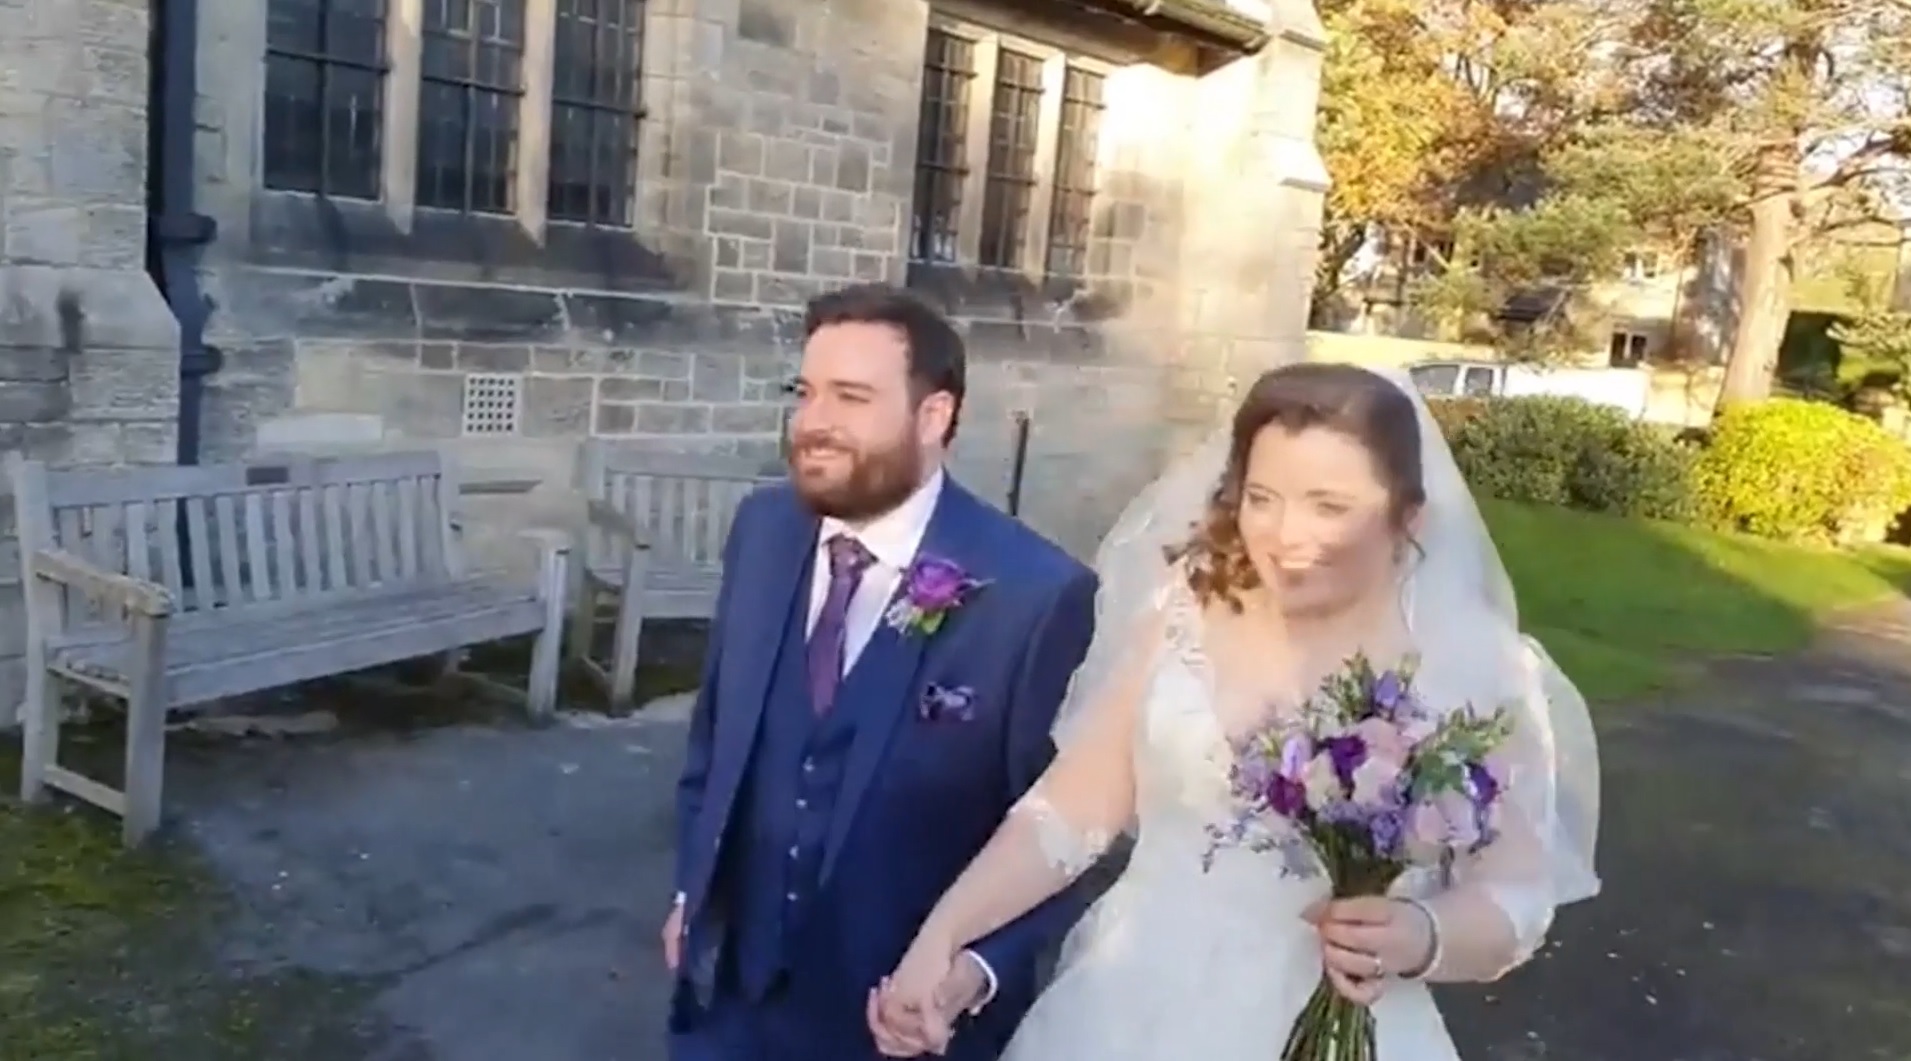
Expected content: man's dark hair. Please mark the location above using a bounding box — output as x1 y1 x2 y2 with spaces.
804 283 966 444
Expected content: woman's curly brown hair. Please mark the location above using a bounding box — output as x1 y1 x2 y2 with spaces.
1166 363 1426 612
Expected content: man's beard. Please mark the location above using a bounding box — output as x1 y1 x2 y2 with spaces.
788 433 924 523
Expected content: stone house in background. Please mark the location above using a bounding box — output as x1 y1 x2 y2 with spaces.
2 0 1332 718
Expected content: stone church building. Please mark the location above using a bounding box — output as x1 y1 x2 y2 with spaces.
1 0 1329 714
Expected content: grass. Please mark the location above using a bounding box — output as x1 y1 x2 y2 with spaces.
0 632 710 1060
1485 498 1911 699
0 740 389 1060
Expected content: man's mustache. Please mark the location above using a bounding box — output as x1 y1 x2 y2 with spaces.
792 435 854 456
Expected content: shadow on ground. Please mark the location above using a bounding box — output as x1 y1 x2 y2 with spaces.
9 611 1911 1059
1440 608 1911 1060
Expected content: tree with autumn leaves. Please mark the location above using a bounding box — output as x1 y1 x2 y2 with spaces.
1314 0 1911 411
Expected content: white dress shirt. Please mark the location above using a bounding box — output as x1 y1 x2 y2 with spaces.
805 468 944 659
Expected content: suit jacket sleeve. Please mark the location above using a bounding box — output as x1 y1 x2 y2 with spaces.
673 492 754 898
966 568 1099 1001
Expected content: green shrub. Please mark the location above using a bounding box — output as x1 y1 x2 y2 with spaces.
1692 397 1911 543
1425 397 1491 441
1572 423 1698 521
1447 396 1697 519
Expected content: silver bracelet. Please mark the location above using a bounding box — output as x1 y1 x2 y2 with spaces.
1397 897 1443 980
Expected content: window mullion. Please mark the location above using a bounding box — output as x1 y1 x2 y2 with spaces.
954 36 998 266
382 0 424 221
516 0 557 234
1021 54 1064 277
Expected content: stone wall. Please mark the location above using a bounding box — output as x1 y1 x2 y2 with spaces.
1 0 182 724
190 0 1328 564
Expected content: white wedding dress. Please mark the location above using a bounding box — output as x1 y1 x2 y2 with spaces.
999 588 1473 1061
926 370 1598 1061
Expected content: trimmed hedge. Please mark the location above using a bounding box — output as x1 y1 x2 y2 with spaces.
1433 396 1697 521
1691 398 1911 544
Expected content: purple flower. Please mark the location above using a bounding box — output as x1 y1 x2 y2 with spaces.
1464 761 1500 807
1368 809 1406 859
1267 775 1307 818
1278 733 1313 777
887 554 984 637
1372 670 1405 713
1322 734 1368 788
906 555 972 611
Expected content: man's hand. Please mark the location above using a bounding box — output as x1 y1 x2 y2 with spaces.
661 897 686 973
867 952 988 1056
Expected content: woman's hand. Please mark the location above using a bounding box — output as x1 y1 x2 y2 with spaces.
1304 897 1435 1005
868 930 963 1057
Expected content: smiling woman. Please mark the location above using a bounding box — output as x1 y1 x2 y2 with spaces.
1483 499 1911 699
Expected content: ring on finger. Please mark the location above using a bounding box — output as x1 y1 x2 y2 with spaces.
1370 954 1385 978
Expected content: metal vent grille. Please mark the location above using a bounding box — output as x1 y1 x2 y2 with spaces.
461 373 523 436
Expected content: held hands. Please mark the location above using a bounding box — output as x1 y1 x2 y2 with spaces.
1304 896 1436 1006
866 934 988 1057
661 897 685 972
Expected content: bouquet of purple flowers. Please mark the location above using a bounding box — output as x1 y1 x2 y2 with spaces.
1204 654 1512 1061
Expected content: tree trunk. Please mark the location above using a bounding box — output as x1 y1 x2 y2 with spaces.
1309 225 1369 330
1716 148 1798 411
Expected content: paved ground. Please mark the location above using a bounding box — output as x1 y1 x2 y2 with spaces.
153 612 1911 1060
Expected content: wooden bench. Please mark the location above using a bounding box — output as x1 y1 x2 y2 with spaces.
570 444 775 711
7 450 571 846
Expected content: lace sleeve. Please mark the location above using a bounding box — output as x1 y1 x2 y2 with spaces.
1425 635 1601 981
911 603 1165 951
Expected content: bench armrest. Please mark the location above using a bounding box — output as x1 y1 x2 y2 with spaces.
518 527 573 554
31 548 174 618
586 499 650 550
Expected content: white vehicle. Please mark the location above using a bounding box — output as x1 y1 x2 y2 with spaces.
1405 359 1651 420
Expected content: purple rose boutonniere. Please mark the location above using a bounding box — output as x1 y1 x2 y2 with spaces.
885 554 984 637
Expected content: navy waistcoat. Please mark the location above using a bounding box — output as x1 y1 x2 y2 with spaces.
721 554 866 999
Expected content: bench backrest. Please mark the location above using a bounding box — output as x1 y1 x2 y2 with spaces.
10 451 463 624
575 444 776 573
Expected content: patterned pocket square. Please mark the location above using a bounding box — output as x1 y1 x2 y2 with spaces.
919 682 977 722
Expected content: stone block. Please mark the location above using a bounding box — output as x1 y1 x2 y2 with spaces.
44 97 146 204
634 402 710 434
0 264 177 351
523 376 593 437
67 345 179 421
690 353 743 402
364 367 464 440
0 379 68 421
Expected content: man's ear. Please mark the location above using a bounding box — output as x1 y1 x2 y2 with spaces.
917 391 956 448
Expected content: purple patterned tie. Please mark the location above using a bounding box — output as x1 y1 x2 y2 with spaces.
808 533 876 716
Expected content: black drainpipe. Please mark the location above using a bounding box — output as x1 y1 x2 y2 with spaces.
145 0 221 468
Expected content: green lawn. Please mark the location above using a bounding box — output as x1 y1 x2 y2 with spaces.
1485 499 1911 699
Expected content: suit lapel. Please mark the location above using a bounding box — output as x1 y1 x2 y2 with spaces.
821 480 990 882
726 492 817 763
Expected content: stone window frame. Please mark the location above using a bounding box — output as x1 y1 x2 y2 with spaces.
918 12 1117 280
241 0 671 238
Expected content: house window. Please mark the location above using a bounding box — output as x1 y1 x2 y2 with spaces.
547 0 646 226
911 29 978 264
1045 66 1107 278
908 21 1112 277
415 0 528 214
1609 330 1650 367
1622 251 1662 282
262 0 389 199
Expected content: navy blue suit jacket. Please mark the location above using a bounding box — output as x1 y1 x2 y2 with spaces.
671 476 1097 1054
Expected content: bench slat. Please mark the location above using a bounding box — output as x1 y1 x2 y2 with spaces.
37 451 449 507
51 578 543 706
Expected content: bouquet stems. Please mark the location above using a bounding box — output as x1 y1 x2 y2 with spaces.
1280 827 1404 1061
